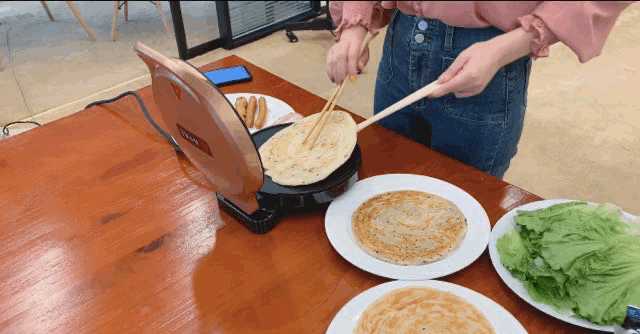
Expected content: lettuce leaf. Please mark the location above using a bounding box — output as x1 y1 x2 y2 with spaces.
497 202 640 325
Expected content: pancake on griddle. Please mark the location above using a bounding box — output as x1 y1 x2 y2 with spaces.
258 110 356 186
352 191 467 265
354 287 495 334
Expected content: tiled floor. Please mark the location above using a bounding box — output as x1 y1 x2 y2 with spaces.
1 2 639 213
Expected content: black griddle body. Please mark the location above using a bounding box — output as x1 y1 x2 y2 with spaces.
217 123 361 234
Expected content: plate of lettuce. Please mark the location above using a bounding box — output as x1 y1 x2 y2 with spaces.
489 199 640 332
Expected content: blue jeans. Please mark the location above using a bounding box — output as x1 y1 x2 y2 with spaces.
374 12 532 178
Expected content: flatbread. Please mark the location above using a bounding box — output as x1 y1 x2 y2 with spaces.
352 191 467 265
354 287 495 334
258 110 356 186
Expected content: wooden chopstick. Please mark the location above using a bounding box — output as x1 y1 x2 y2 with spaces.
305 79 347 148
356 81 441 132
302 84 341 145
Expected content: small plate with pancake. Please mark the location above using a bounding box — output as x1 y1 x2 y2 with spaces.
326 279 526 334
325 174 490 280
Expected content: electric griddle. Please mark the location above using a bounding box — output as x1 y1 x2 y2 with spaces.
134 42 361 234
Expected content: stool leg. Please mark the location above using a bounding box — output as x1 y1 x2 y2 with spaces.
40 1 55 21
154 1 171 35
65 1 97 41
124 0 128 22
112 1 119 41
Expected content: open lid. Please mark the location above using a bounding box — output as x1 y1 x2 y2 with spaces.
134 42 263 213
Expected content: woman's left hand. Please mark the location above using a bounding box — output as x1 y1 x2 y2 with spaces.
430 27 535 98
430 41 503 98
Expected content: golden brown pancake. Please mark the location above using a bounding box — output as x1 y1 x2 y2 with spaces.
354 287 495 334
352 191 467 265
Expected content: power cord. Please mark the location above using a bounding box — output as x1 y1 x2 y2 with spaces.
85 91 182 152
2 121 41 138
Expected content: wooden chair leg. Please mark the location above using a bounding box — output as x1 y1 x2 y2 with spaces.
0 50 8 72
112 1 120 41
124 0 128 22
40 1 55 21
65 1 97 41
154 1 171 35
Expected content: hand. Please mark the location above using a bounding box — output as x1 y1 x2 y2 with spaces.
430 28 535 98
326 26 368 83
431 41 503 98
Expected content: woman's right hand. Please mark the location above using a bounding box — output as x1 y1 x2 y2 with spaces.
326 26 368 84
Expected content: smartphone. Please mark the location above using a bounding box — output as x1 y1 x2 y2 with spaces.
203 65 252 87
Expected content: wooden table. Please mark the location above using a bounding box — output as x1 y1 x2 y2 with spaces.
0 56 586 333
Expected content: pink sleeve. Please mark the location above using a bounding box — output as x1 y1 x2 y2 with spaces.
329 1 390 39
519 1 633 62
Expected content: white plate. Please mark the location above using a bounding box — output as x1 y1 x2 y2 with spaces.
327 279 527 334
489 199 638 333
225 93 301 134
325 174 490 280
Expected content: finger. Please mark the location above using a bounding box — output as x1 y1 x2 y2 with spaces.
331 46 348 83
347 40 362 78
336 52 348 83
328 46 342 83
431 72 472 98
438 54 469 84
326 49 336 83
327 69 335 83
453 89 479 98
357 47 370 73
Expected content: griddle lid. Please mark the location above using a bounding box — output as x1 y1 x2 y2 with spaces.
134 42 263 213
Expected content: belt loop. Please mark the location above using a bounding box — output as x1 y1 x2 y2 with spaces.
444 24 454 52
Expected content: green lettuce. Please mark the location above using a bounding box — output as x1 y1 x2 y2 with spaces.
497 202 640 325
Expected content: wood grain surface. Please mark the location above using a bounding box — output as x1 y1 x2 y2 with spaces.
0 55 588 333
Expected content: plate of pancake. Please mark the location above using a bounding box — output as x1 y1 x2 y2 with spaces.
326 280 526 334
325 174 490 280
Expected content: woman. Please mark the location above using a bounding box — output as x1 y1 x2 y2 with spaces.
327 1 632 178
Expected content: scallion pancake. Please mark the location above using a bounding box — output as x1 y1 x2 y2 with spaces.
352 191 467 265
258 110 356 186
355 287 495 334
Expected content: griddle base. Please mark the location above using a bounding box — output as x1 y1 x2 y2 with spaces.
216 193 280 234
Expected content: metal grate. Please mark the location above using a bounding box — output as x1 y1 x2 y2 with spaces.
228 1 313 38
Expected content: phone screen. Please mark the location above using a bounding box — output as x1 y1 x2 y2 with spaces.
204 65 252 86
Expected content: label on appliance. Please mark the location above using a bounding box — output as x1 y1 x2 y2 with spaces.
176 123 212 157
